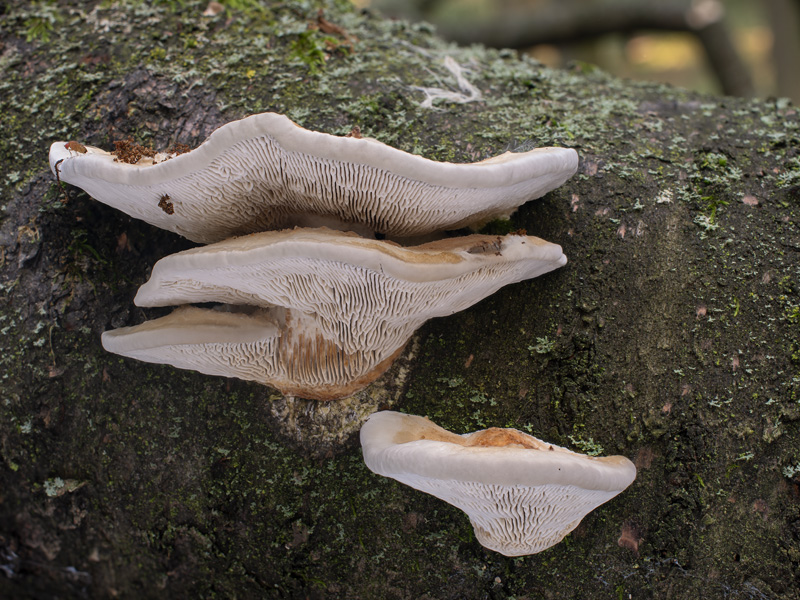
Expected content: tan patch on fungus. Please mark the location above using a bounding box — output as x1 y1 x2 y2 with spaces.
463 427 551 450
102 307 408 401
272 314 408 400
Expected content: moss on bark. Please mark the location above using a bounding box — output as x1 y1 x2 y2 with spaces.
1 0 799 598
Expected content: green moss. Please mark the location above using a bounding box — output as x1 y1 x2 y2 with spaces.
1 0 799 597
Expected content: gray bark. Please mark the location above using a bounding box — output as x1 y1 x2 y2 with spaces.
0 1 798 598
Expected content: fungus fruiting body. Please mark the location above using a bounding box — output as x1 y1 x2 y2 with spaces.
102 228 567 400
48 112 578 243
101 306 404 401
360 411 637 556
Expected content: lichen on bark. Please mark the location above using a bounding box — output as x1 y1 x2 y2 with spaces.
0 0 799 598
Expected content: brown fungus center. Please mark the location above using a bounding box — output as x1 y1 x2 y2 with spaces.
463 427 552 450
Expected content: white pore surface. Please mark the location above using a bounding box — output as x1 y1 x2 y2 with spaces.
49 112 578 242
133 230 567 358
101 306 381 395
395 475 616 556
360 411 636 556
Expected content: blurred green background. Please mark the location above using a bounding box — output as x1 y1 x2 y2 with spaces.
358 0 800 102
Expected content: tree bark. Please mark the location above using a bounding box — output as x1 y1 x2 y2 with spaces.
0 1 798 598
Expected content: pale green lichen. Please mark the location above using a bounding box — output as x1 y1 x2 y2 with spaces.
528 336 555 355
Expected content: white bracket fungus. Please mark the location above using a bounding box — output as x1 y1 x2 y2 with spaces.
49 112 578 243
102 228 567 400
101 305 403 401
360 411 637 556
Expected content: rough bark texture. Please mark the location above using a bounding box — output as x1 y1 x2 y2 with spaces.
1 1 799 598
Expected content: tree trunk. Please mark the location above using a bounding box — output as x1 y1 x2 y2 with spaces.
766 0 800 102
0 1 798 598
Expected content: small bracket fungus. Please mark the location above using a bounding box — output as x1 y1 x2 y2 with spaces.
360 411 637 556
48 112 578 243
102 228 567 400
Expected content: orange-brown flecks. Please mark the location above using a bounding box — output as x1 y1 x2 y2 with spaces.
168 142 192 155
112 138 156 164
65 141 87 153
158 194 175 215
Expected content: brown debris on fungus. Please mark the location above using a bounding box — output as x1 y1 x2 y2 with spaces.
158 194 174 215
111 138 156 165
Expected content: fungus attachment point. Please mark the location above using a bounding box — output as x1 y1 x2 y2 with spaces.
48 112 578 243
102 228 567 400
360 411 636 556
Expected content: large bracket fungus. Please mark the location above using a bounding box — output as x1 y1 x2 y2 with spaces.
360 411 637 556
49 112 578 243
102 228 567 400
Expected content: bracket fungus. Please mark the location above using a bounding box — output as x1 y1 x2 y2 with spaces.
102 228 567 400
360 411 637 556
49 112 578 243
101 305 404 401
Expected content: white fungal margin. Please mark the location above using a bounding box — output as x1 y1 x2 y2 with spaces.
49 112 578 243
